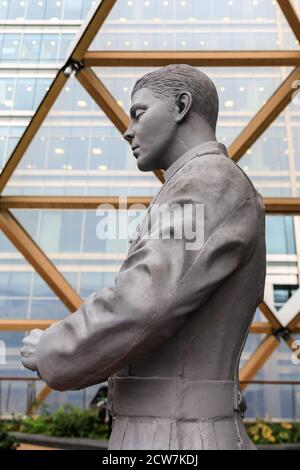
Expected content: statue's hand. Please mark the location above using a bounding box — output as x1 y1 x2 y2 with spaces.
20 329 44 372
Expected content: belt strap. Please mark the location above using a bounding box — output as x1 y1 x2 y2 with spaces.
108 376 244 420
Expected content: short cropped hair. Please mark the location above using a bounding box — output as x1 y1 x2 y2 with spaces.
131 64 219 131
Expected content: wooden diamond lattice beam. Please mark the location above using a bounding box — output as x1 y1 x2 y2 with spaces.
240 302 300 389
2 196 300 213
277 0 300 44
229 67 300 162
83 50 300 67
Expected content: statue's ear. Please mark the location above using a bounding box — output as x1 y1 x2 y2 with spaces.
175 92 193 123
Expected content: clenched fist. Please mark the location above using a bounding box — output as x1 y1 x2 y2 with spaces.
20 329 44 372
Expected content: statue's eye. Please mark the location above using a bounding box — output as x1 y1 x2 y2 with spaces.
135 111 145 120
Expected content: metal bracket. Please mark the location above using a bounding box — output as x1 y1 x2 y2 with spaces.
273 327 291 342
63 58 85 77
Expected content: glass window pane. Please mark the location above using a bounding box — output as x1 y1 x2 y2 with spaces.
30 299 68 320
41 34 60 62
1 35 21 61
90 0 298 51
27 0 47 19
45 0 63 20
79 272 116 298
64 0 83 20
266 216 296 254
0 271 32 298
8 0 27 20
0 78 15 111
0 0 9 19
20 34 42 62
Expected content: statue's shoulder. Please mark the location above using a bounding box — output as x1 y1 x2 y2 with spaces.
192 153 257 194
162 153 255 208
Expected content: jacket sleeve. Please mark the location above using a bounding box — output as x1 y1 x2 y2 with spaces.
35 156 259 391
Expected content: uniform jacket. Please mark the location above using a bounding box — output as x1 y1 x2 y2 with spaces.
35 140 266 450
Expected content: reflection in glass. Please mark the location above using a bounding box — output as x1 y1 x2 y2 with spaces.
90 0 299 51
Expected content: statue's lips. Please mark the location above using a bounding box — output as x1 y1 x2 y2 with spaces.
133 147 140 157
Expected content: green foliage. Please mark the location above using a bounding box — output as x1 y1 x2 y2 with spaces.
0 421 19 451
246 420 300 445
3 405 109 440
3 409 300 447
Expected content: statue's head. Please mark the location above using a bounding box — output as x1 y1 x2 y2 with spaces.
123 64 219 172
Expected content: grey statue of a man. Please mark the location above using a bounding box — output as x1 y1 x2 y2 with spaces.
21 64 266 450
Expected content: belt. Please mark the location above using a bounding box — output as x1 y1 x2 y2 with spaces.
107 376 246 420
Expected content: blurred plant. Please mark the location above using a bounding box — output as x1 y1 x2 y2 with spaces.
246 420 300 445
2 405 109 440
0 421 19 451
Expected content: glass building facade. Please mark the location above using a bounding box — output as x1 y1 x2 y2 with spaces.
0 0 300 419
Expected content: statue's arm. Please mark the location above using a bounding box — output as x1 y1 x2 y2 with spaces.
34 158 259 391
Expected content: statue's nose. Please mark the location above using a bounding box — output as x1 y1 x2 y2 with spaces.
123 125 134 142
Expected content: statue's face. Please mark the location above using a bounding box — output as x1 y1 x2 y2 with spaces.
123 87 177 171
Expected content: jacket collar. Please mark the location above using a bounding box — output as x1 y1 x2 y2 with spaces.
163 140 229 183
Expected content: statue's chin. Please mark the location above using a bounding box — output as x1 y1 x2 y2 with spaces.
136 154 158 173
137 159 151 172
